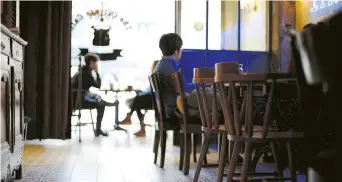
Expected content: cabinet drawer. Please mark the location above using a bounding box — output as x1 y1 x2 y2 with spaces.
1 33 11 56
1 54 10 69
11 40 23 61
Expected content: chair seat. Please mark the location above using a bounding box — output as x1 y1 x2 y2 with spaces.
155 121 180 131
180 123 202 133
228 131 304 142
218 125 277 132
174 108 202 125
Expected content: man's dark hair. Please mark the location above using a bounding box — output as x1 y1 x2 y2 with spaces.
303 23 314 30
84 53 99 65
159 33 183 56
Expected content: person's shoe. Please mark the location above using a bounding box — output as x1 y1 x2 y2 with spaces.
120 113 132 125
95 130 109 137
134 130 146 137
263 153 275 163
237 155 243 163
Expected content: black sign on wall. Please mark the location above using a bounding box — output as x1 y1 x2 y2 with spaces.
79 48 122 61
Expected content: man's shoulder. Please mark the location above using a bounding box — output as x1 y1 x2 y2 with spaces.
154 59 175 74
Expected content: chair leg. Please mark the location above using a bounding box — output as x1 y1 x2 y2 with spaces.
179 133 184 170
89 109 96 136
228 140 235 162
251 145 262 172
204 133 208 164
183 133 191 175
226 141 242 182
287 142 296 182
193 133 197 163
271 142 283 177
193 132 211 182
153 130 160 164
218 133 223 159
217 133 228 182
78 113 81 142
240 142 253 182
160 131 167 168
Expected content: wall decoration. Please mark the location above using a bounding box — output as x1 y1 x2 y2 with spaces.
71 14 83 31
71 2 132 32
193 22 204 31
310 0 342 19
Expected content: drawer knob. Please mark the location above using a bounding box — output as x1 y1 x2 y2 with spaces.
1 42 5 50
16 50 19 56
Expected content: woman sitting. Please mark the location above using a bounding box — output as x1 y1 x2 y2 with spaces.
120 61 158 137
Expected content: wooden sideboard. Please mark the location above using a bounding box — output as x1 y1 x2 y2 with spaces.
1 24 27 182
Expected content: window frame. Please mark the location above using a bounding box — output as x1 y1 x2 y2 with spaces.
175 0 273 65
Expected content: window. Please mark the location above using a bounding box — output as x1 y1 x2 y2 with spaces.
208 0 221 50
1 1 17 29
220 1 239 50
240 0 268 51
180 0 206 49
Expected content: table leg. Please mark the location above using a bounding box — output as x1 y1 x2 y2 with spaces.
111 100 127 132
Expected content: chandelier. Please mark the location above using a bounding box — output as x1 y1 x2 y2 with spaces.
240 0 257 12
86 2 118 22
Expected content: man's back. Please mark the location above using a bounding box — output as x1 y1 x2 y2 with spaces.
153 57 179 118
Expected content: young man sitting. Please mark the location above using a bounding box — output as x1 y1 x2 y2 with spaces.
71 53 116 137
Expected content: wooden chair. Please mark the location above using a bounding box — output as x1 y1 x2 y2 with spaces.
149 73 180 169
71 65 96 142
215 62 303 182
192 68 228 182
171 70 209 175
71 88 96 142
149 72 205 175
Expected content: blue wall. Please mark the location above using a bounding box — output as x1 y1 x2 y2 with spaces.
180 49 269 92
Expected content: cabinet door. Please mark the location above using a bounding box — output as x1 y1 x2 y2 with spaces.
1 57 12 151
13 69 23 137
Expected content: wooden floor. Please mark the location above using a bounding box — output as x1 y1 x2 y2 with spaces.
14 126 222 182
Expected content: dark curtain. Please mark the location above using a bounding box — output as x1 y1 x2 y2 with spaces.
20 1 72 139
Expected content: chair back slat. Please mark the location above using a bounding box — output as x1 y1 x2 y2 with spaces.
172 70 190 132
211 84 219 129
246 81 254 137
70 64 83 112
262 80 276 137
218 82 235 135
239 90 247 126
193 68 221 129
148 76 159 123
194 84 207 127
200 83 212 128
231 82 242 135
149 73 166 132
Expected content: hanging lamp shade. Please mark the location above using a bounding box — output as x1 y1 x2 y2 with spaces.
92 26 110 46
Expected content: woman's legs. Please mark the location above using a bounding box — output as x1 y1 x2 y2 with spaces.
134 109 146 137
120 97 137 125
120 93 153 136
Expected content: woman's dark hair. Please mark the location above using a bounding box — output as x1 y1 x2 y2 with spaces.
84 53 99 65
159 33 183 56
303 23 314 30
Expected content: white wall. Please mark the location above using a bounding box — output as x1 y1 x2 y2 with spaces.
71 0 175 89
